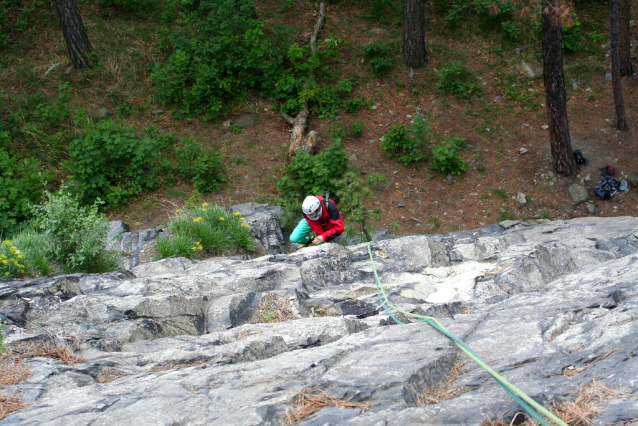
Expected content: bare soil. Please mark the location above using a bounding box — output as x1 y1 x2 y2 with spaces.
109 1 638 236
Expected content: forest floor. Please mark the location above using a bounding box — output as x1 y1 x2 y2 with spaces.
103 1 638 237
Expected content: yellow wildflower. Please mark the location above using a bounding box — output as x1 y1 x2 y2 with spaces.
1 240 11 247
219 217 225 221
176 209 183 214
241 224 250 228
193 217 203 223
241 217 245 221
234 212 241 216
202 203 209 207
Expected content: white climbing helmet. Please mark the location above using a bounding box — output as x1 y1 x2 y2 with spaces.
302 196 322 219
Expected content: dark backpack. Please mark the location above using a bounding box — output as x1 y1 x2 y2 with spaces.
594 176 618 200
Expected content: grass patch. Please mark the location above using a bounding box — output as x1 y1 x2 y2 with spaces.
417 359 469 406
155 203 257 259
491 189 508 200
255 293 295 324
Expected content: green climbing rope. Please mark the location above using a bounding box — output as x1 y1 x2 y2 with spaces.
367 242 568 426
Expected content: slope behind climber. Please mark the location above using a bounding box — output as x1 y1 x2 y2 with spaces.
290 195 344 247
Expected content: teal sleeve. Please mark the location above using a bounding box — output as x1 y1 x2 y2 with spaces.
289 218 312 244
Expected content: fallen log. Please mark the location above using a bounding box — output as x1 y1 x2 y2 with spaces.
284 1 326 161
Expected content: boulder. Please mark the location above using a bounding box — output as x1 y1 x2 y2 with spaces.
569 183 590 205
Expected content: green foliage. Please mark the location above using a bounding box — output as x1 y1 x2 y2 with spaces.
476 1 513 33
427 217 441 230
380 114 431 167
431 137 467 176
67 121 170 207
350 120 363 137
66 121 225 207
327 122 347 140
9 228 54 277
173 139 226 192
276 141 349 210
33 82 73 129
343 98 362 113
436 61 481 98
362 43 395 77
492 188 508 200
31 190 118 273
498 206 516 221
151 0 287 119
0 148 49 238
535 7 584 52
0 239 26 278
363 0 402 25
155 203 256 259
334 171 388 242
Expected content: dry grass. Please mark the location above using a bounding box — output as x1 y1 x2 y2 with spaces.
0 394 32 421
96 368 127 384
482 379 637 426
255 293 296 324
564 349 619 378
283 387 372 426
7 341 83 365
417 360 470 406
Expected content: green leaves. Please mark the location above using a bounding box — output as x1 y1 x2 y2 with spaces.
67 121 225 208
436 61 481 99
276 142 349 211
362 42 395 77
380 114 431 167
431 137 468 176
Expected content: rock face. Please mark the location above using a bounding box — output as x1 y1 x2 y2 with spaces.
1 217 638 425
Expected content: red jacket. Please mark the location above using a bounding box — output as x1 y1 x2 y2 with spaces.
303 196 344 242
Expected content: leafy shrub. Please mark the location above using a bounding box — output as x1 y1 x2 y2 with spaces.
431 137 467 176
350 120 363 137
343 98 361 113
334 171 388 242
436 61 481 98
380 114 431 167
363 0 402 25
151 0 286 119
276 141 349 210
362 43 395 77
33 82 72 128
476 1 513 33
173 139 226 192
155 203 256 259
67 121 225 207
431 0 473 28
31 190 118 273
67 121 169 207
0 148 49 237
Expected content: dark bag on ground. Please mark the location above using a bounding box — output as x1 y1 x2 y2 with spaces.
594 176 618 200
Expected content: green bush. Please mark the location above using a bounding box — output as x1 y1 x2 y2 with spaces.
380 114 431 167
535 6 584 52
173 139 226 192
0 148 49 238
334 171 388 242
431 137 467 176
276 141 349 210
362 43 395 77
350 120 364 137
151 0 286 119
155 203 256 259
31 190 118 273
67 121 225 207
436 61 481 98
363 0 402 25
476 1 513 33
67 121 170 207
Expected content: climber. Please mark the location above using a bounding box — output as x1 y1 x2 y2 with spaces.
289 194 344 247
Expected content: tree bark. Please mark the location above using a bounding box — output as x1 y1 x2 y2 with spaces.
610 0 629 130
403 0 427 68
55 0 96 69
618 0 632 77
361 219 373 243
542 0 576 177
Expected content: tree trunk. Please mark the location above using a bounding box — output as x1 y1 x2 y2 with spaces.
403 0 427 68
55 0 96 69
610 0 628 130
360 220 373 243
618 0 632 77
542 0 576 177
